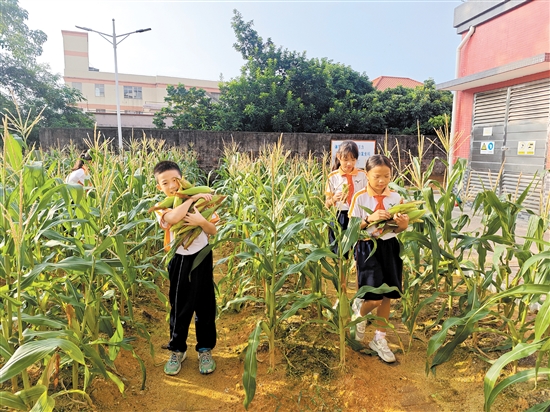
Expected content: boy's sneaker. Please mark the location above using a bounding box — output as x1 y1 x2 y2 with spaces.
369 338 396 363
164 351 186 375
198 348 216 374
351 298 366 341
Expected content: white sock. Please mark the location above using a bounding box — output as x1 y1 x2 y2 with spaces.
374 330 386 341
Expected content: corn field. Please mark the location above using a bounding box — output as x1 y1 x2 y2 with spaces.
1 111 549 411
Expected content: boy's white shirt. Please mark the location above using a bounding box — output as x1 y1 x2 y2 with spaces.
154 207 218 255
349 186 402 241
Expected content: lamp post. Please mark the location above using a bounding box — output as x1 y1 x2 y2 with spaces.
75 20 151 152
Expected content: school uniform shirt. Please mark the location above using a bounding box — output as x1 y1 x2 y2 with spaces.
155 207 219 256
325 168 368 211
349 185 402 241
65 168 88 185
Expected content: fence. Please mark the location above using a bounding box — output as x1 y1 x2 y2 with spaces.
39 128 446 175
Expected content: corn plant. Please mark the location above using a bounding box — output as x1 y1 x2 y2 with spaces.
383 123 549 410
0 104 206 409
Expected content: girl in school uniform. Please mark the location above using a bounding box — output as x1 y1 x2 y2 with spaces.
349 154 409 363
325 140 368 255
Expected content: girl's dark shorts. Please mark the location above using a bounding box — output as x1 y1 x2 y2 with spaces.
354 237 403 300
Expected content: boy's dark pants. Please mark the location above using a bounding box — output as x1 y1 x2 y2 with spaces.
166 248 217 353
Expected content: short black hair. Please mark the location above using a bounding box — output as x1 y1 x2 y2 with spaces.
365 154 392 172
153 161 182 181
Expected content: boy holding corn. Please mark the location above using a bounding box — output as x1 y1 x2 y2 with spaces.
152 161 219 376
349 154 409 363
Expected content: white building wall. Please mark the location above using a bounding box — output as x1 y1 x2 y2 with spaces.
62 30 220 128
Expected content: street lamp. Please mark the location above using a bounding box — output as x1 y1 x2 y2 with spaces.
75 20 151 152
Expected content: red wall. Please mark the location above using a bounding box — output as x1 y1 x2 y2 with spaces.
453 0 550 160
459 0 549 77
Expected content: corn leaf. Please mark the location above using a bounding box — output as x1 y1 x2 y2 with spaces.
524 401 550 412
485 368 550 411
29 390 54 412
0 391 28 410
484 341 544 410
243 321 263 410
0 339 85 383
4 131 23 172
535 294 550 340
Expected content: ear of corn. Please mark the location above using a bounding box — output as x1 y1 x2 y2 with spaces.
179 186 214 196
148 196 176 213
387 200 424 215
364 201 426 237
178 178 193 190
152 174 225 251
173 196 184 208
340 183 349 202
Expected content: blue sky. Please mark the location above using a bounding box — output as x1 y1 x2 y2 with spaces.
19 0 462 85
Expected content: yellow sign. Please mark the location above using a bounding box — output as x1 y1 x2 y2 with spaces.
518 141 536 155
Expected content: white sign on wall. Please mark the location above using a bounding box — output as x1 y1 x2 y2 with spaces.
331 140 376 169
482 127 493 136
480 141 494 154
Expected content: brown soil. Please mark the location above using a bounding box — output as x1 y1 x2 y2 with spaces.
54 262 548 412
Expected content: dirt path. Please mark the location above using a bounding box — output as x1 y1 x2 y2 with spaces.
76 283 545 412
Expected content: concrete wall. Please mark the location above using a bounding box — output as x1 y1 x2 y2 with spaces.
39 127 447 175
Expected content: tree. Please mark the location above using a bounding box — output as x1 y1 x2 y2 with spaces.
153 84 219 130
0 0 93 143
152 9 452 136
214 10 377 133
375 79 453 135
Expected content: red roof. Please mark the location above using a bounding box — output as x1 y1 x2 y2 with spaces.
372 76 423 91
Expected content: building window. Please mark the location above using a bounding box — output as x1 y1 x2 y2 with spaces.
95 84 105 97
123 86 142 99
72 82 82 91
95 109 106 113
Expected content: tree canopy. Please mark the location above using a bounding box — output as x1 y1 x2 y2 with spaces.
154 10 453 135
0 0 93 141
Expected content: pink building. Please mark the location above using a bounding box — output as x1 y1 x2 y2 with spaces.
438 0 550 212
371 76 423 91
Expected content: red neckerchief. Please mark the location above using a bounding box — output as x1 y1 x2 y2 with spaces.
338 167 358 205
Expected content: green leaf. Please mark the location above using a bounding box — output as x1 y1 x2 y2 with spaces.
524 401 550 412
484 341 544 410
484 285 550 307
12 385 47 407
0 391 28 410
243 321 263 410
0 339 85 383
279 293 321 322
486 368 550 411
535 294 550 340
106 371 125 394
429 317 480 374
4 131 23 172
517 252 550 278
29 390 55 412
